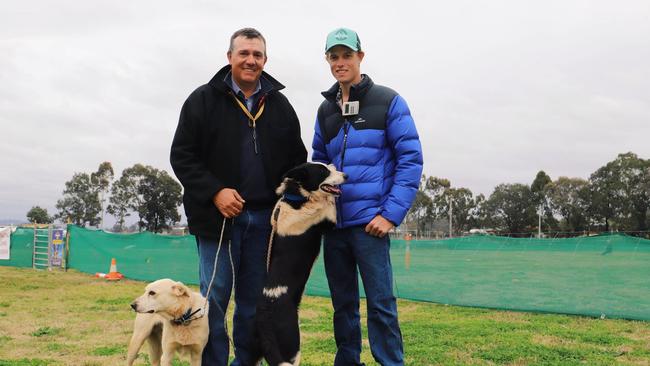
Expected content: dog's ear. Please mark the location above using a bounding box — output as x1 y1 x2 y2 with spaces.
172 282 190 297
284 165 308 182
275 180 287 195
277 164 308 195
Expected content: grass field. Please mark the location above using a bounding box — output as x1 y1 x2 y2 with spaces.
0 267 649 366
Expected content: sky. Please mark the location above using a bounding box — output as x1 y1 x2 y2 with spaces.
1 0 649 225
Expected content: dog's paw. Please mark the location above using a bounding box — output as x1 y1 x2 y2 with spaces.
279 363 293 366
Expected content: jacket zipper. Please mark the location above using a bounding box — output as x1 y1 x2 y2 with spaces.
336 121 350 226
339 121 350 171
250 93 268 155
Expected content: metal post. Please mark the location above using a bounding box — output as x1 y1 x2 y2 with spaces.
538 205 542 238
448 195 453 238
48 225 52 271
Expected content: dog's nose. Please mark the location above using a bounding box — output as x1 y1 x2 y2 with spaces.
130 302 137 311
342 173 348 180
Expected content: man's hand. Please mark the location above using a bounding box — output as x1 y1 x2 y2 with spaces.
213 188 245 218
365 215 394 238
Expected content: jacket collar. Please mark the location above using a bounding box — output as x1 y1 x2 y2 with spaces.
208 65 285 94
321 74 373 103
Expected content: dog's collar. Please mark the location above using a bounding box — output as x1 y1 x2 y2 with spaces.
172 307 202 326
282 193 308 203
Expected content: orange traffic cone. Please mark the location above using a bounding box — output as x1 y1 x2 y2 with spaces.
105 258 124 281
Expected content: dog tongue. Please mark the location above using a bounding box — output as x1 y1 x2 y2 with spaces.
322 184 341 195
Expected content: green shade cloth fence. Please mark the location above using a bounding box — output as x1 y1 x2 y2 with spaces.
2 226 649 320
1 227 34 268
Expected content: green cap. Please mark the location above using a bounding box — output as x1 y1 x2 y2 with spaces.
325 28 361 52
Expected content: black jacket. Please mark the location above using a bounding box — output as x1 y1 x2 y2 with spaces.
170 65 307 239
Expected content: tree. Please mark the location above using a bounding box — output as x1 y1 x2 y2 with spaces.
90 161 114 228
26 206 52 224
484 183 537 234
546 177 589 232
404 175 434 236
54 163 116 227
530 170 556 232
108 164 182 233
531 170 552 204
106 174 135 232
589 164 617 231
467 193 488 229
424 176 451 219
55 172 102 226
433 187 477 235
614 153 650 231
643 166 650 215
589 152 650 231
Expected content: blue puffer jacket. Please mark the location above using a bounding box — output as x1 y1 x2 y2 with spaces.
312 75 423 228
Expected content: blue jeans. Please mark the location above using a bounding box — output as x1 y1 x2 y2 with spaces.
324 226 404 366
196 208 272 366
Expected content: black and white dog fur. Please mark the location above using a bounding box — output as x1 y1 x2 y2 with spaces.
250 162 346 366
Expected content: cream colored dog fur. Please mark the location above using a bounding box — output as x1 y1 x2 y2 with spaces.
127 279 209 366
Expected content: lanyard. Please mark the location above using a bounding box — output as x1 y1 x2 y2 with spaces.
231 93 265 154
231 93 265 128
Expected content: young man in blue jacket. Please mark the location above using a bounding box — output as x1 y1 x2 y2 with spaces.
312 28 423 366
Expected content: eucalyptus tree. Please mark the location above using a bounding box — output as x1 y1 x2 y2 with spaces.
484 183 537 234
546 177 589 232
107 164 182 233
589 152 650 231
26 206 52 224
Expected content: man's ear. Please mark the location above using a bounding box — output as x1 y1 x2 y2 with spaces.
357 51 365 62
172 282 189 297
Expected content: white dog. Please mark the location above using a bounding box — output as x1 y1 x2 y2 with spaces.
127 279 209 366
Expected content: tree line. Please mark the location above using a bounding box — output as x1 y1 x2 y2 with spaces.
27 162 182 233
27 152 649 236
404 152 650 237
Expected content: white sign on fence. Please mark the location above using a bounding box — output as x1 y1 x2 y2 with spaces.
0 227 11 260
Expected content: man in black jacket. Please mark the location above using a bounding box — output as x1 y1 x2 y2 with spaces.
170 28 307 366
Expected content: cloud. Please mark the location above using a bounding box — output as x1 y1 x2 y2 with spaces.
1 0 649 225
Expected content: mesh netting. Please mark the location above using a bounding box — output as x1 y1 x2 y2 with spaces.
67 225 199 285
0 227 34 268
2 226 649 320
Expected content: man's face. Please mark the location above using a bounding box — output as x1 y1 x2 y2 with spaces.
326 45 364 85
228 36 267 89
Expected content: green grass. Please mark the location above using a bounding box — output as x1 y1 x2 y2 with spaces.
90 345 125 356
30 327 61 337
0 360 54 366
0 266 648 365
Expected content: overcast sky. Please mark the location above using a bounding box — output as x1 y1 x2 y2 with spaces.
2 1 649 225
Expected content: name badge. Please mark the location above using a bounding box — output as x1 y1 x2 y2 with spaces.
342 101 359 116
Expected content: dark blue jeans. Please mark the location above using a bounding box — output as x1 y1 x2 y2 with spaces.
196 208 271 366
324 226 404 366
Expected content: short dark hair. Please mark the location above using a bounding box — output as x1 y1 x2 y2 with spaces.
229 28 267 56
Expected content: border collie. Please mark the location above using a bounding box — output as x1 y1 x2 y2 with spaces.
251 162 346 366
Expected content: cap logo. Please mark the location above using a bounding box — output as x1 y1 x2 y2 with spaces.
334 30 348 40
